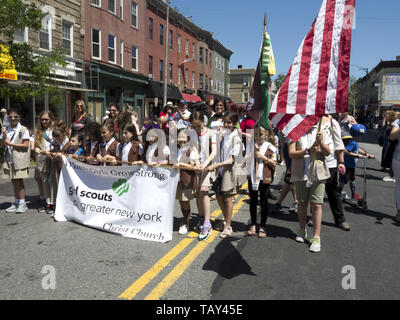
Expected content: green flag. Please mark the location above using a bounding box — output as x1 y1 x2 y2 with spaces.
259 31 275 131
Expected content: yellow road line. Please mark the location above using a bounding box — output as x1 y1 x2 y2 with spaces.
118 182 249 300
144 194 249 300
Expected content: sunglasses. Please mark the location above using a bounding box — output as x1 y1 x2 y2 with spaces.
8 115 20 119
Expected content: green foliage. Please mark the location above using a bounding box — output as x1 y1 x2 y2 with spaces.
0 0 67 100
273 73 286 91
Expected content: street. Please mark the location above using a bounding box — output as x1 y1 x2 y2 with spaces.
0 130 399 300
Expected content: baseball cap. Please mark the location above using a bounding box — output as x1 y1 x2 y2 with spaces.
179 99 188 105
0 108 6 113
166 101 173 106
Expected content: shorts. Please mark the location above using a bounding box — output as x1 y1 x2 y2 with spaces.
339 168 355 184
295 180 326 204
198 171 214 192
176 182 195 201
2 166 29 180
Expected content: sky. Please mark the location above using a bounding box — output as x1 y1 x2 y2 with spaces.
169 0 400 80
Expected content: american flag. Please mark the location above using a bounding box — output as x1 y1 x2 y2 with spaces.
270 0 356 141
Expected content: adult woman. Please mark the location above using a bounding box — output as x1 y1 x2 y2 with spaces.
381 110 397 182
207 99 225 131
69 100 91 141
388 118 400 222
1 109 30 214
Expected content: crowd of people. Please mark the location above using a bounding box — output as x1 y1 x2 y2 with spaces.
1 99 399 254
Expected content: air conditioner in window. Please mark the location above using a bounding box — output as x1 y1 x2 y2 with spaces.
148 74 153 79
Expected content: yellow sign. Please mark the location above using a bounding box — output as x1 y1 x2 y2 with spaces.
0 44 18 81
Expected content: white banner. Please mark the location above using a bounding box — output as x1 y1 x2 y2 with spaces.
54 156 180 243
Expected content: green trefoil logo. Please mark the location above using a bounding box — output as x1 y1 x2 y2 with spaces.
112 179 129 197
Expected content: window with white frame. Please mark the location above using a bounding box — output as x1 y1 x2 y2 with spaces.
185 39 189 57
160 60 163 81
177 35 181 52
131 2 138 28
243 92 249 102
169 30 173 49
131 46 138 71
108 0 116 13
177 67 181 85
120 0 124 20
169 64 173 83
185 69 188 86
192 43 195 58
92 29 101 59
108 33 116 63
39 14 52 50
199 74 204 89
62 21 73 57
192 71 195 88
91 0 101 6
14 27 28 43
120 40 124 67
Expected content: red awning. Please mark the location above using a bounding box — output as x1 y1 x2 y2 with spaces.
181 92 202 103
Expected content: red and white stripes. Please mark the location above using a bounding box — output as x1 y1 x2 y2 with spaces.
270 0 356 141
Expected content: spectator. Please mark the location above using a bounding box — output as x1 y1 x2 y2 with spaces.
388 118 400 222
69 100 91 142
171 100 191 129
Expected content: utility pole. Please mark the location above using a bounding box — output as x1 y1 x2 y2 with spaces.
163 0 170 108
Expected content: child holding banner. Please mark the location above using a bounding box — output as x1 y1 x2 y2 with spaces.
85 121 102 165
111 123 144 166
144 128 170 166
96 120 118 166
191 111 217 241
206 112 242 239
173 129 200 235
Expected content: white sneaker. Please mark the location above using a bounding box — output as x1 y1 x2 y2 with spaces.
309 237 321 253
295 229 307 243
16 202 28 214
178 224 189 235
5 203 18 213
289 202 298 213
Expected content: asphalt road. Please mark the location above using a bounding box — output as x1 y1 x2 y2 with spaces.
0 129 399 300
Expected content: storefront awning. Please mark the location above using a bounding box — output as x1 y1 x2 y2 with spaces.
0 44 18 81
181 92 202 103
146 80 182 101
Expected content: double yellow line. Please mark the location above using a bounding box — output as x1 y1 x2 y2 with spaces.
119 183 249 300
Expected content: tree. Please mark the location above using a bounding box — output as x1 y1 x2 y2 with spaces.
0 0 66 101
273 73 286 91
348 75 358 116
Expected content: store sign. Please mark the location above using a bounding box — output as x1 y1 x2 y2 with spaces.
384 74 400 101
0 44 18 81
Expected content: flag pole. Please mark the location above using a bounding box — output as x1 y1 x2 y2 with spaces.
255 13 268 179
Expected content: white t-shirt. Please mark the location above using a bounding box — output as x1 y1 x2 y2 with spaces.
177 144 199 163
146 143 170 163
198 128 217 164
1 123 30 163
116 142 144 165
219 129 241 176
321 118 345 168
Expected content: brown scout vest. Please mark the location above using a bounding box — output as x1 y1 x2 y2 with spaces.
116 142 142 163
3 125 30 170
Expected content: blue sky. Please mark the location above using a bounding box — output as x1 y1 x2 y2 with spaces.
170 0 400 80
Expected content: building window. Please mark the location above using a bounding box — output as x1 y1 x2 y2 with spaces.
185 39 189 57
160 60 163 81
192 71 195 88
199 47 203 63
120 40 124 67
108 33 116 63
91 0 101 7
169 63 173 83
205 75 208 90
149 55 153 76
132 46 137 71
178 67 181 85
160 25 164 45
199 74 204 89
209 53 212 69
243 92 249 102
169 30 173 49
148 18 153 40
120 0 123 20
192 43 195 58
39 14 51 50
62 21 73 57
108 0 115 13
185 69 188 86
205 49 208 64
131 2 138 28
92 29 101 59
177 35 181 52
14 27 28 43
243 76 249 87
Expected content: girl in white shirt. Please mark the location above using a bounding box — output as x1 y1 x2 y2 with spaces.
110 123 144 166
248 125 277 238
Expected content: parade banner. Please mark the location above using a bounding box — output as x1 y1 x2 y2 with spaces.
54 156 180 243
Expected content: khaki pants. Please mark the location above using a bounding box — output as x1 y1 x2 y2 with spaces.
39 160 58 204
